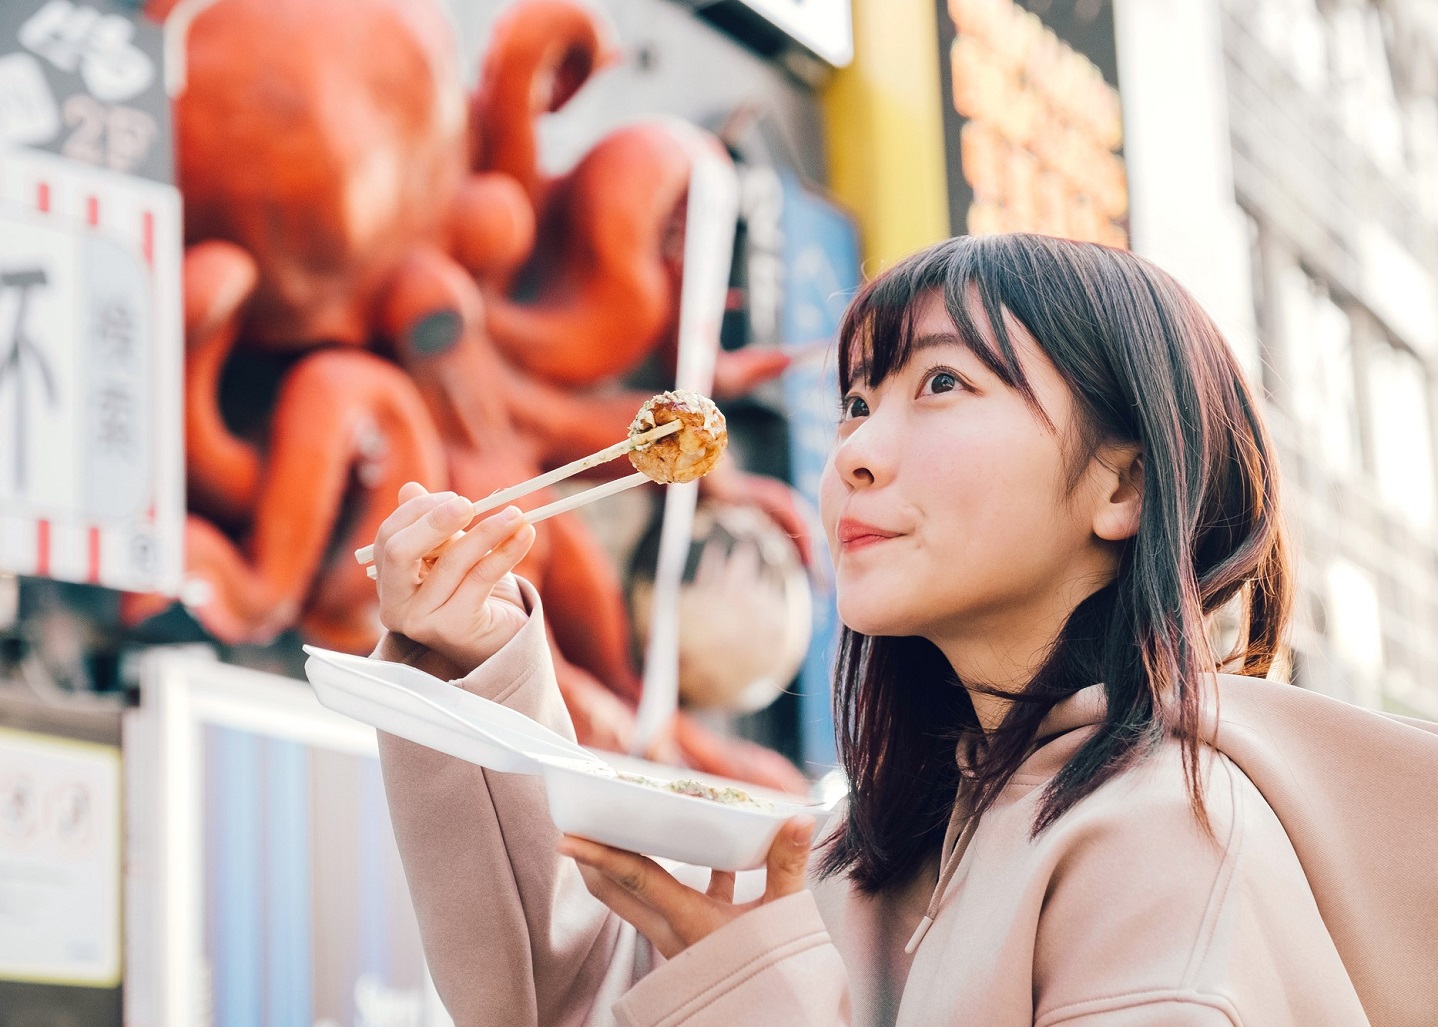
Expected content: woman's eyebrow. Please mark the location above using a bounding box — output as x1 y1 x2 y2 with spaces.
852 331 971 383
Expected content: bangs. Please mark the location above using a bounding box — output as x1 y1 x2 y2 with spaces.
836 237 1040 410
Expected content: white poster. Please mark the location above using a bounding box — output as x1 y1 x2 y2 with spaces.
0 0 183 593
0 152 183 592
0 726 122 987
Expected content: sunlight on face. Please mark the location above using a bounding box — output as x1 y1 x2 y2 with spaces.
817 290 1118 661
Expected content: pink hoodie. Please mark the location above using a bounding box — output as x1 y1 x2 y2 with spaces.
375 579 1438 1026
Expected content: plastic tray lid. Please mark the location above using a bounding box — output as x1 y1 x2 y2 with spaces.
301 645 611 776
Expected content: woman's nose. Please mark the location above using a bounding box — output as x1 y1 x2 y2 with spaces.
832 418 891 489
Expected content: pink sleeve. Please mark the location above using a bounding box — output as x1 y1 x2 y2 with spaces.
612 891 852 1027
375 577 652 1027
1040 997 1238 1026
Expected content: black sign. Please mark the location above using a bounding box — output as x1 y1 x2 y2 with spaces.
935 0 1128 247
0 0 172 183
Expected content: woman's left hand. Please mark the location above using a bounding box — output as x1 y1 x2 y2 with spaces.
557 816 817 959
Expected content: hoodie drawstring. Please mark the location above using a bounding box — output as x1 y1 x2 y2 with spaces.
905 790 980 954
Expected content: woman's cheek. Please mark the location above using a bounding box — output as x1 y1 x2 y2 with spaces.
817 456 843 557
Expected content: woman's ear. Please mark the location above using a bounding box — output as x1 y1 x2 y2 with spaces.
1092 445 1143 542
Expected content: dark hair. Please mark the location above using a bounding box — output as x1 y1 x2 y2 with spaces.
817 233 1292 892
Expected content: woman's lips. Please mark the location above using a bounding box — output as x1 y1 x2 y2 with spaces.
836 518 901 551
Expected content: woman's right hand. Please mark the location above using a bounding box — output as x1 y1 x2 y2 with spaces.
372 481 538 672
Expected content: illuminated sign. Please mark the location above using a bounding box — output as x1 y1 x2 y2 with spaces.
937 0 1128 247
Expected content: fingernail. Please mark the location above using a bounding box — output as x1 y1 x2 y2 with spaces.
500 505 523 523
443 495 470 517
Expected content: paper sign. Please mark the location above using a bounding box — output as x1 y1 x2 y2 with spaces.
0 0 182 593
0 726 122 987
0 150 183 591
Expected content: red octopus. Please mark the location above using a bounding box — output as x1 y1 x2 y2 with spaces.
129 0 808 791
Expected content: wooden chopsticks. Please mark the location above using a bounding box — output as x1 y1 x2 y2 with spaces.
355 420 680 575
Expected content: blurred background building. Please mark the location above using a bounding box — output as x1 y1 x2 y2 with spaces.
1221 0 1438 721
1 0 1435 1022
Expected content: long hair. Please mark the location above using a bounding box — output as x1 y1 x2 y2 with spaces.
817 234 1292 893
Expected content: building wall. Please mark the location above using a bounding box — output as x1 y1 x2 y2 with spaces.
1218 0 1438 718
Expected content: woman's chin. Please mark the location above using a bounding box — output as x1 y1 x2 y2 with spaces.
835 598 916 638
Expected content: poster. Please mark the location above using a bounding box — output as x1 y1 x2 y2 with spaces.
936 0 1129 247
0 0 183 593
0 726 122 988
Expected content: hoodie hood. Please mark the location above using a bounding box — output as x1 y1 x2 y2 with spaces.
912 675 1438 1025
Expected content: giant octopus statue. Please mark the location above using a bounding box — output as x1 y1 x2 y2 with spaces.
131 0 807 791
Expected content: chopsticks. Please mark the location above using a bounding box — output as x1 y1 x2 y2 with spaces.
355 419 680 575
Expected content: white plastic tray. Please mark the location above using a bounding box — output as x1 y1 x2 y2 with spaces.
302 646 838 870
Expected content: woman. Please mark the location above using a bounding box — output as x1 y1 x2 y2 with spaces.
369 234 1438 1026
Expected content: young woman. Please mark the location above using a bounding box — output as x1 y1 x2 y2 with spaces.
368 233 1438 1026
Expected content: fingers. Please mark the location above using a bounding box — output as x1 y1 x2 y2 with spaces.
414 506 526 610
383 493 474 577
705 869 735 903
444 521 537 613
373 485 452 561
556 837 669 906
570 859 684 959
557 836 700 932
753 481 816 567
762 817 815 903
397 481 428 504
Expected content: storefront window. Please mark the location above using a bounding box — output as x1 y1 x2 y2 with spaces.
1366 341 1438 528
1277 264 1361 476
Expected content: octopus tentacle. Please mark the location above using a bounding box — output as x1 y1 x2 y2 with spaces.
450 171 536 286
471 0 616 208
182 240 262 522
484 122 693 385
538 508 644 704
179 349 446 644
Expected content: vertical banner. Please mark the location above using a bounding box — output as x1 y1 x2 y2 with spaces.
632 124 740 754
777 172 860 771
935 0 1129 247
0 0 183 593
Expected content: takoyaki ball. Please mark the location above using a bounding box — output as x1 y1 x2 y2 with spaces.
628 390 728 484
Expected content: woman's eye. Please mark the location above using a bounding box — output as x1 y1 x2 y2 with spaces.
840 394 870 420
923 369 961 395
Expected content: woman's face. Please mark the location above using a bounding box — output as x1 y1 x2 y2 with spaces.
819 290 1122 660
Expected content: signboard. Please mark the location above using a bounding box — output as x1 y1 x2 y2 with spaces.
731 0 853 66
936 0 1128 247
681 0 853 69
0 0 183 593
0 727 122 989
